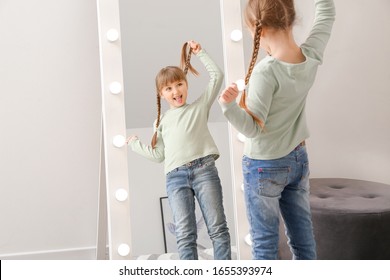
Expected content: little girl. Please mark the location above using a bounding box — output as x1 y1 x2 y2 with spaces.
127 41 231 260
219 0 335 259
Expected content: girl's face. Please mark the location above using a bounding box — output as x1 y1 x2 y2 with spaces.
160 79 188 109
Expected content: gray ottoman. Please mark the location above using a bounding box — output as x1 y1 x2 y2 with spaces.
278 178 390 259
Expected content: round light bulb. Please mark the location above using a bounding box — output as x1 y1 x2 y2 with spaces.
241 183 245 192
236 79 246 91
230 29 243 42
117 243 130 256
237 133 246 143
244 233 252 246
113 135 126 148
115 188 128 202
109 81 122 94
106 28 119 42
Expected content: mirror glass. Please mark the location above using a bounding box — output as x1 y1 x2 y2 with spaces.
119 0 237 258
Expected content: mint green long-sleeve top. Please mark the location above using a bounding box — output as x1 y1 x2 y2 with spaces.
219 0 336 160
129 49 224 174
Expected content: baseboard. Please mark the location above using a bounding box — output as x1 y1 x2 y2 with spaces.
0 246 109 260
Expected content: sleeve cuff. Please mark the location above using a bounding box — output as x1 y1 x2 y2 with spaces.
218 98 237 113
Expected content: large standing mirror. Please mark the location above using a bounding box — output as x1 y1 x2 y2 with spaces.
119 0 238 259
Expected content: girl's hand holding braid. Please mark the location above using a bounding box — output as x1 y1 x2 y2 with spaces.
188 40 202 54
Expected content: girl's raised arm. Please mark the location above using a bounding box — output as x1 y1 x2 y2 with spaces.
302 0 336 63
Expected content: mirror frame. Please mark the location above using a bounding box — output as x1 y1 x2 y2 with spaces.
96 0 132 260
96 0 248 260
219 0 249 260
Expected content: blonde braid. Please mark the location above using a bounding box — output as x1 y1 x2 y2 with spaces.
239 20 265 129
151 93 161 148
180 42 199 76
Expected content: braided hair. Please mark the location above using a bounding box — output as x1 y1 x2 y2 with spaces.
240 0 296 129
239 19 265 129
181 42 199 76
150 42 199 148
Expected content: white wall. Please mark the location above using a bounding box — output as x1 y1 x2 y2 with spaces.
304 0 390 184
0 0 101 259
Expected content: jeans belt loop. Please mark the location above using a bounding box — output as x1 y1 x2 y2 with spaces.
295 141 305 150
186 159 197 167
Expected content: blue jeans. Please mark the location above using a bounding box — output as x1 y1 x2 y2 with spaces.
242 145 316 260
166 155 231 260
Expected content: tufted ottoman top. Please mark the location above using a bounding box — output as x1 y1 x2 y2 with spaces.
310 178 390 214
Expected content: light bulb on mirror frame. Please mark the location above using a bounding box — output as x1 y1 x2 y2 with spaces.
236 79 246 92
106 28 120 42
109 81 122 94
230 29 243 42
244 233 252 246
237 133 246 143
117 243 130 256
113 135 126 148
115 188 128 202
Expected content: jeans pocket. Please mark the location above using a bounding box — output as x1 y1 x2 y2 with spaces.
242 156 251 176
302 162 310 179
258 167 290 197
299 162 310 191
